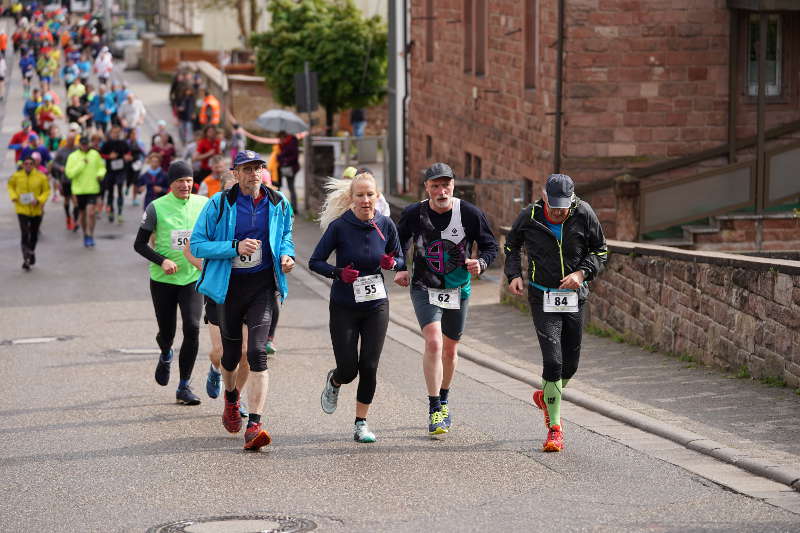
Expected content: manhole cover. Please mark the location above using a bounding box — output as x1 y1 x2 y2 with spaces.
147 514 316 533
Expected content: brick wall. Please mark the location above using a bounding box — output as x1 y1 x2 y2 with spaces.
585 241 800 387
407 1 800 235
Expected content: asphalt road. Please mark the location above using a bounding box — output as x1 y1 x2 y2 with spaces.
1 22 799 532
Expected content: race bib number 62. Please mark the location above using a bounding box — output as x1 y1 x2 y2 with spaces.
428 288 461 309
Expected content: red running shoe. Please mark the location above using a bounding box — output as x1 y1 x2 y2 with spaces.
532 390 551 429
543 425 564 452
223 398 242 433
243 423 271 451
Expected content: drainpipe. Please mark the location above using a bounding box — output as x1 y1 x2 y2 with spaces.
553 0 565 174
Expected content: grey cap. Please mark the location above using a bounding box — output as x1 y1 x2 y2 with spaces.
423 162 455 182
545 174 574 208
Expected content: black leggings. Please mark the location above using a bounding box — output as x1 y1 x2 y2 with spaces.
149 279 203 381
529 291 585 383
268 291 280 341
219 270 275 373
105 174 125 215
17 214 42 258
329 300 390 405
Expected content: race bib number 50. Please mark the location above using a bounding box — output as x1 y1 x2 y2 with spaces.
543 290 579 313
170 230 192 250
429 288 461 309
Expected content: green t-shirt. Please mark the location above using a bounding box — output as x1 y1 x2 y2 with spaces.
140 193 208 285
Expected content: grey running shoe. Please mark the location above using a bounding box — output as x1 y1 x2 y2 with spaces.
353 420 376 443
320 369 340 414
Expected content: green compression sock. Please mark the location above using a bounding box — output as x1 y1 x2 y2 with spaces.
542 379 563 428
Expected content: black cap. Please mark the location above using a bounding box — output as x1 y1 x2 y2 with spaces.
423 162 455 182
167 160 194 185
545 174 575 208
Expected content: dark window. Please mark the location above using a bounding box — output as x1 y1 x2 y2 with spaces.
426 0 434 62
524 0 537 90
464 152 472 177
747 14 782 96
464 0 473 73
426 135 433 158
474 0 486 76
474 155 482 179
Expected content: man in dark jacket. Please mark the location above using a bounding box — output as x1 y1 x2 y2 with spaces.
504 173 607 453
276 130 299 213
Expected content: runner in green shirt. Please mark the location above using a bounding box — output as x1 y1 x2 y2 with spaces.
133 161 208 405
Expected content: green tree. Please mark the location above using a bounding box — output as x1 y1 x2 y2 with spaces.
250 0 388 134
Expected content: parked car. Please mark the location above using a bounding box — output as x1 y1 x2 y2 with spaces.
110 28 141 58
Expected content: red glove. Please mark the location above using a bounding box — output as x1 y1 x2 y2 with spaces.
380 251 396 270
339 264 360 284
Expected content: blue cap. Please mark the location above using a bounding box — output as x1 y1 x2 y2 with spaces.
545 174 575 209
231 150 265 169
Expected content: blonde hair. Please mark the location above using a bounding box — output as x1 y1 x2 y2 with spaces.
318 170 378 231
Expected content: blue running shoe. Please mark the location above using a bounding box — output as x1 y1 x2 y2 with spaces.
239 398 249 418
428 409 447 435
176 385 201 405
88 236 96 247
83 235 90 248
206 364 221 398
441 403 451 429
154 350 172 386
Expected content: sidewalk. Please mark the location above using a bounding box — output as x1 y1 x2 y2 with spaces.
291 214 800 492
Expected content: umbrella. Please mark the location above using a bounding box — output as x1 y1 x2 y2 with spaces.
254 109 308 134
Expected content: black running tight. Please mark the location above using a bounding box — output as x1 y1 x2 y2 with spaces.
219 270 276 373
149 279 203 381
329 300 390 405
528 291 585 383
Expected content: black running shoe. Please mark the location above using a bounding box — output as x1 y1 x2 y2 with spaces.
154 350 172 386
176 386 201 405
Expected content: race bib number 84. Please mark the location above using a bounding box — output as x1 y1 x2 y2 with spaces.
543 290 579 313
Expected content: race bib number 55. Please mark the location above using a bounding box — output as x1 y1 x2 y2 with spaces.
543 290 579 313
353 275 387 303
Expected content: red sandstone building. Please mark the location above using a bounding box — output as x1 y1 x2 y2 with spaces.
404 0 800 250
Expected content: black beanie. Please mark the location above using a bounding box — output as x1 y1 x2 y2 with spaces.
167 160 194 185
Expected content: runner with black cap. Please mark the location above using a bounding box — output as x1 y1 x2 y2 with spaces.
504 173 607 452
190 150 296 451
133 160 208 405
395 162 498 436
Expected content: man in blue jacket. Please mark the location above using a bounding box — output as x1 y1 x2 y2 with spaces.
190 150 295 451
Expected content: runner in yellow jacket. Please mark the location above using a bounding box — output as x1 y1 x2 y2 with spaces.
7 156 51 270
65 137 107 247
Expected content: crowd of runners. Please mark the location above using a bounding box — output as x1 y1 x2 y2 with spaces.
5 5 608 455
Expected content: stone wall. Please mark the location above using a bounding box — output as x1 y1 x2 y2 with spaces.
589 241 800 387
497 237 800 386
